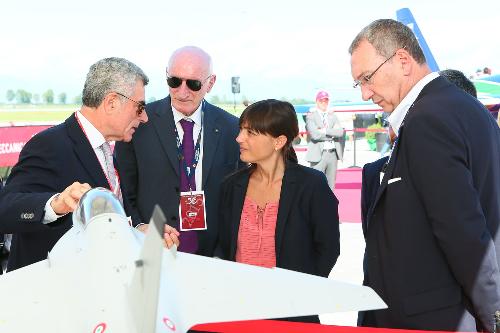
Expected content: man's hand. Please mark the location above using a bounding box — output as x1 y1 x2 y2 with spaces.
50 182 91 215
137 224 180 249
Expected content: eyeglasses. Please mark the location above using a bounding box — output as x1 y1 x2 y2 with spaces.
114 92 145 115
353 50 398 88
166 74 212 92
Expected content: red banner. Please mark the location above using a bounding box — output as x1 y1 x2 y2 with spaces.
193 320 478 333
192 320 476 333
0 125 52 167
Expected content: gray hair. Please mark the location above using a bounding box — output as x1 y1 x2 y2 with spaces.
348 19 426 64
82 57 149 107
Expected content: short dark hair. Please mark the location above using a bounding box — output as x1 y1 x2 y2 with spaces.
349 19 426 64
239 99 299 163
439 69 477 98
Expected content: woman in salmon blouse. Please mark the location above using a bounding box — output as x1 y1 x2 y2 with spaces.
217 99 340 323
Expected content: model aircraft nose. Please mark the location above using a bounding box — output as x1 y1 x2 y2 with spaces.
73 187 126 228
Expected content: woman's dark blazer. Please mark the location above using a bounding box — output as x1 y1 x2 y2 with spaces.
218 162 340 278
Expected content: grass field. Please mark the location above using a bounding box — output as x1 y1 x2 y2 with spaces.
0 103 245 122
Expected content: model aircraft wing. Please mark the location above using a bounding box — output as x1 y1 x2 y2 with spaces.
0 260 59 331
0 256 102 332
156 248 386 333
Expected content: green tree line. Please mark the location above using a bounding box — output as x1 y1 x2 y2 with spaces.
5 89 81 105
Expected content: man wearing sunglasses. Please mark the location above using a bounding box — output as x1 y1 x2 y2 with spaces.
0 57 180 272
115 46 240 257
350 20 500 332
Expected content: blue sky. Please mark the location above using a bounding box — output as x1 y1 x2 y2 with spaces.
1 0 499 104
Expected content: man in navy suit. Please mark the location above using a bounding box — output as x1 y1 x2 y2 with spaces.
115 46 240 257
0 58 179 271
350 19 500 331
361 69 477 237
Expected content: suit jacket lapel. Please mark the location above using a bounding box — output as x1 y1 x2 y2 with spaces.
65 114 108 187
368 124 404 225
275 162 297 262
367 78 445 227
201 103 221 188
315 111 323 126
230 170 250 259
151 97 180 177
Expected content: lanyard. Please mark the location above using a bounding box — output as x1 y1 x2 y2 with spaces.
74 112 121 193
173 105 203 190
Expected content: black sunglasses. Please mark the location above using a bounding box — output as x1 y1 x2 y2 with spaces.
114 92 145 116
166 74 211 92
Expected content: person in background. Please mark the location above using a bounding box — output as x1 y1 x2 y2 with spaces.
439 69 477 98
0 57 179 272
115 46 241 257
350 19 500 331
218 99 340 323
305 91 344 190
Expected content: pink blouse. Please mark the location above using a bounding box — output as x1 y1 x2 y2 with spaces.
235 196 279 268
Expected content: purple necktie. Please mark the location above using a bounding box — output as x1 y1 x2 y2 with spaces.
178 118 198 253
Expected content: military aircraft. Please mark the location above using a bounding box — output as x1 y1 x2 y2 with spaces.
0 188 385 333
293 7 499 146
294 7 500 116
397 7 500 103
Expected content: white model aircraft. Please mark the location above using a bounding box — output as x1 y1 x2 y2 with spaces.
0 188 385 333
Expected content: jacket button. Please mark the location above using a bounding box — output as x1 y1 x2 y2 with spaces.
171 216 177 221
174 187 180 193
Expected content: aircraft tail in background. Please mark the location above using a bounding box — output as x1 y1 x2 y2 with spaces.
396 8 440 72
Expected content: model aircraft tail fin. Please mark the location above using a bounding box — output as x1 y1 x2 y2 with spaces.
396 8 439 71
127 205 166 333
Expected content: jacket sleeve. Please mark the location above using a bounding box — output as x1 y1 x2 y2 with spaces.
114 140 142 226
0 133 67 233
405 108 500 330
309 172 340 277
325 114 345 138
306 113 328 141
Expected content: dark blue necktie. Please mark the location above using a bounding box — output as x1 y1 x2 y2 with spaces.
178 118 198 253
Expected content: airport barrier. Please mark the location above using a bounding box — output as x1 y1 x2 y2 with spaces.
0 106 498 169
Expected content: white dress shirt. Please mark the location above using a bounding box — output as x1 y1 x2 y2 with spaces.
387 72 439 137
43 111 111 224
172 103 204 191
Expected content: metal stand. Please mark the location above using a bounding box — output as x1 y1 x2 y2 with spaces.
349 129 360 168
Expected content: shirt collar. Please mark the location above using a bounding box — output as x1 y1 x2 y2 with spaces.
76 110 106 149
172 100 203 125
388 72 439 136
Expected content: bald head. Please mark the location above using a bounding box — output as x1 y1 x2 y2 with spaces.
168 46 213 77
166 46 216 116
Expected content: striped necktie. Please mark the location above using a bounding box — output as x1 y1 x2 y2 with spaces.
100 142 122 204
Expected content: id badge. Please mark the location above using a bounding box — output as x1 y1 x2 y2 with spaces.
179 191 207 231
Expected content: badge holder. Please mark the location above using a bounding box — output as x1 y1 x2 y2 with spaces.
179 190 207 231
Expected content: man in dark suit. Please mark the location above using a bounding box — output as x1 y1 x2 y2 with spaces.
361 70 476 238
0 58 179 271
350 19 500 331
115 46 240 257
